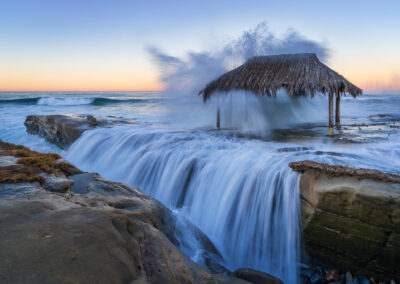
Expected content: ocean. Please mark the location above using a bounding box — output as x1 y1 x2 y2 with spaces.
0 91 399 283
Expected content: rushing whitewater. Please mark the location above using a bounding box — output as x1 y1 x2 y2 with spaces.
1 90 400 283
66 127 302 283
1 23 399 283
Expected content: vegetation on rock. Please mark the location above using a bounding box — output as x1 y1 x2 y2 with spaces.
0 140 78 184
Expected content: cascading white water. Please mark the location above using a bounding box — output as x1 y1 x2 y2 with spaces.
66 126 302 284
0 20 398 283
63 28 329 282
1 90 398 284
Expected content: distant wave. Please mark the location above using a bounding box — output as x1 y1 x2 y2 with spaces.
91 97 150 106
37 97 95 105
0 98 39 105
0 97 149 106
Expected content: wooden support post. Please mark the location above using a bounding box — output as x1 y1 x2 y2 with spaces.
328 93 334 129
216 104 221 129
335 94 341 126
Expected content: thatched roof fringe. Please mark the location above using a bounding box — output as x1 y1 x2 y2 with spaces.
199 53 362 102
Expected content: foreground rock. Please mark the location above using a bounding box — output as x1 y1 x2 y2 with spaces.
0 141 252 284
290 160 400 281
234 269 283 284
24 114 135 149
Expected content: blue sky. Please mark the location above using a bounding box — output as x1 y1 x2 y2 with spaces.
1 0 399 91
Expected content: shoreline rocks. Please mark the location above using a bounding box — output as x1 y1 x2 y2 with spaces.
0 140 258 283
24 114 135 149
19 113 400 282
290 160 400 282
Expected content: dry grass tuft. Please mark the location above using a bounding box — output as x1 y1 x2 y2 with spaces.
0 171 45 184
0 140 25 151
0 140 74 184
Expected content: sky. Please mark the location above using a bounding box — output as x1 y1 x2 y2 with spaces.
0 0 399 92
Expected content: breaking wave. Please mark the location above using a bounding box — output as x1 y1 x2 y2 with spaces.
0 97 150 106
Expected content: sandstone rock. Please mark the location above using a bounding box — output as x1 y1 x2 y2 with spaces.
24 114 135 149
289 160 400 183
0 199 240 283
42 175 74 192
86 114 98 127
0 182 42 198
24 115 89 149
0 147 244 283
234 268 283 284
290 160 400 281
0 156 18 167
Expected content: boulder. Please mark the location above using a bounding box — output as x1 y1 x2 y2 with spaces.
24 114 135 149
0 141 245 284
234 268 283 284
290 160 400 281
0 195 241 284
42 175 74 192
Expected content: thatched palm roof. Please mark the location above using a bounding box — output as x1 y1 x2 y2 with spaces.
199 53 362 102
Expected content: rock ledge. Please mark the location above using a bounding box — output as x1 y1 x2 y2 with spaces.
289 160 400 183
290 160 400 281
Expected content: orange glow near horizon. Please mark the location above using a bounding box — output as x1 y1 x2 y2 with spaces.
0 57 399 93
347 74 400 93
328 57 400 93
2 74 399 93
0 69 165 92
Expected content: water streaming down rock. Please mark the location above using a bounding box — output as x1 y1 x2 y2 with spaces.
66 126 302 284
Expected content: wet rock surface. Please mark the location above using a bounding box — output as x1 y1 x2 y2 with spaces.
42 175 74 192
291 160 400 282
290 160 400 183
0 156 18 167
24 114 135 149
0 142 254 284
300 263 398 284
234 268 284 284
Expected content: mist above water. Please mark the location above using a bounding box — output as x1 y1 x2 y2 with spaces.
65 23 335 283
64 23 399 284
1 22 398 284
66 127 303 283
148 22 329 134
149 22 328 93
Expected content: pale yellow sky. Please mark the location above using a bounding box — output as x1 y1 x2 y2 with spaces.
1 0 399 93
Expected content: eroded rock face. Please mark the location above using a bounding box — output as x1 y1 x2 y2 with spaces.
24 115 94 149
42 174 73 192
234 268 283 284
0 143 246 284
24 114 135 149
290 160 400 281
0 192 239 283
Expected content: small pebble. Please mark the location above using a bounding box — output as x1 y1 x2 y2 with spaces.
310 273 320 284
326 270 340 281
346 271 353 284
